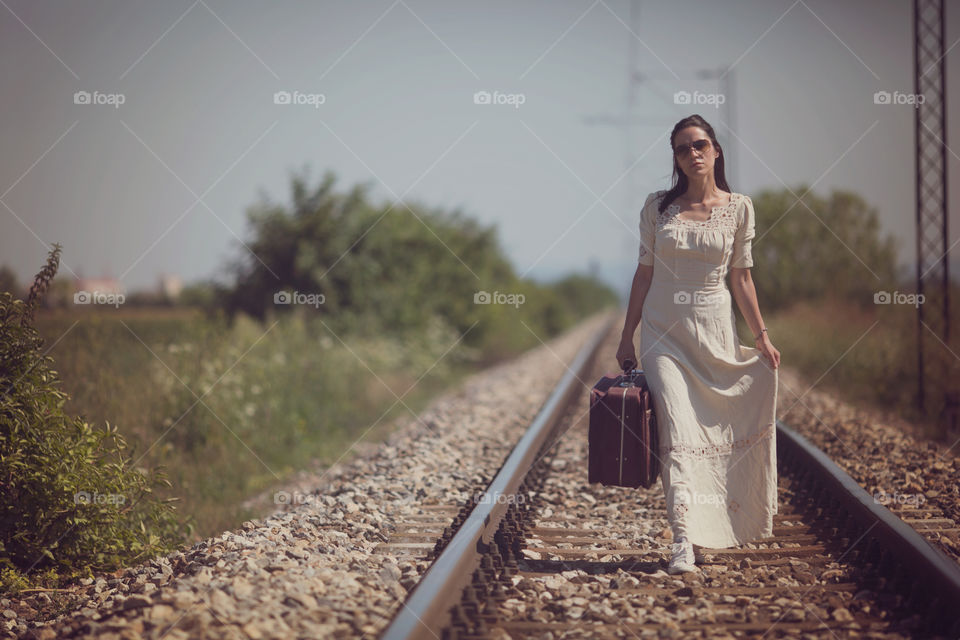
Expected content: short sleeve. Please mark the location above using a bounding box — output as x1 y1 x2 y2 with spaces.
637 191 659 266
731 194 756 268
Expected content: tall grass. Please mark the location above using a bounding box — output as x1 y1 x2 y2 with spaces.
752 291 960 440
1 250 180 591
33 307 526 541
32 300 613 541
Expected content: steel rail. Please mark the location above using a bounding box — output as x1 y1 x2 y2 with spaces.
384 313 960 638
777 419 960 633
381 312 616 640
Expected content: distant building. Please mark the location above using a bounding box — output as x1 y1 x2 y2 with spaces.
69 277 126 307
74 277 125 296
159 274 183 300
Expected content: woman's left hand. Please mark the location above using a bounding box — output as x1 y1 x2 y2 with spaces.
756 334 780 369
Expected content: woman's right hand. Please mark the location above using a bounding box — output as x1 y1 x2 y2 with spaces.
616 336 637 371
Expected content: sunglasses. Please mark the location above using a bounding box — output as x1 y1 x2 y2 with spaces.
673 139 712 157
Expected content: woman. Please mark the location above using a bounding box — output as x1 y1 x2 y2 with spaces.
615 114 781 575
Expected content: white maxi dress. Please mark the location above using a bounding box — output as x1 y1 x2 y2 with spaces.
637 189 778 549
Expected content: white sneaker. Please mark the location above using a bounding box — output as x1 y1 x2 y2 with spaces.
667 540 697 574
692 544 706 564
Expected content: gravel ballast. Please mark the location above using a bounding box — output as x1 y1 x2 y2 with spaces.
10 312 612 640
6 310 960 638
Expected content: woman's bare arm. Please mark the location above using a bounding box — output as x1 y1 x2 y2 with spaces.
616 264 654 366
622 264 654 337
729 266 780 368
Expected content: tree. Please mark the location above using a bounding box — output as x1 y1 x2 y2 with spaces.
0 246 183 587
216 169 619 353
0 266 19 299
749 186 899 311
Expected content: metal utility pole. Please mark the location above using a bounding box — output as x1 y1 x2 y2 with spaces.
581 0 668 216
913 0 955 431
695 66 737 189
580 0 740 301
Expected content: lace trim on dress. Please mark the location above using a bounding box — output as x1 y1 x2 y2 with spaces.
659 423 773 459
673 501 689 520
656 192 742 232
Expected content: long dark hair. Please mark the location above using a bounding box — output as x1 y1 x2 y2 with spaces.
658 114 732 214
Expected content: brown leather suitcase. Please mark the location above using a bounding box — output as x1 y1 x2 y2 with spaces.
588 362 660 488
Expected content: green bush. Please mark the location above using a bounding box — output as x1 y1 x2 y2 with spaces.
0 265 19 299
0 245 184 591
750 186 899 311
215 169 618 343
7 173 618 551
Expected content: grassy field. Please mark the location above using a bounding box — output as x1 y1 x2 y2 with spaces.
33 306 531 542
753 292 960 441
31 288 958 545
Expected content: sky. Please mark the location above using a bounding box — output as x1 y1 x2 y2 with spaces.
1 0 958 300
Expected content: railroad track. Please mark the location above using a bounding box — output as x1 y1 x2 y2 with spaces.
379 316 960 639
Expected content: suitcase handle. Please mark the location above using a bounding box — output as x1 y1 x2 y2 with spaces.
617 360 642 387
